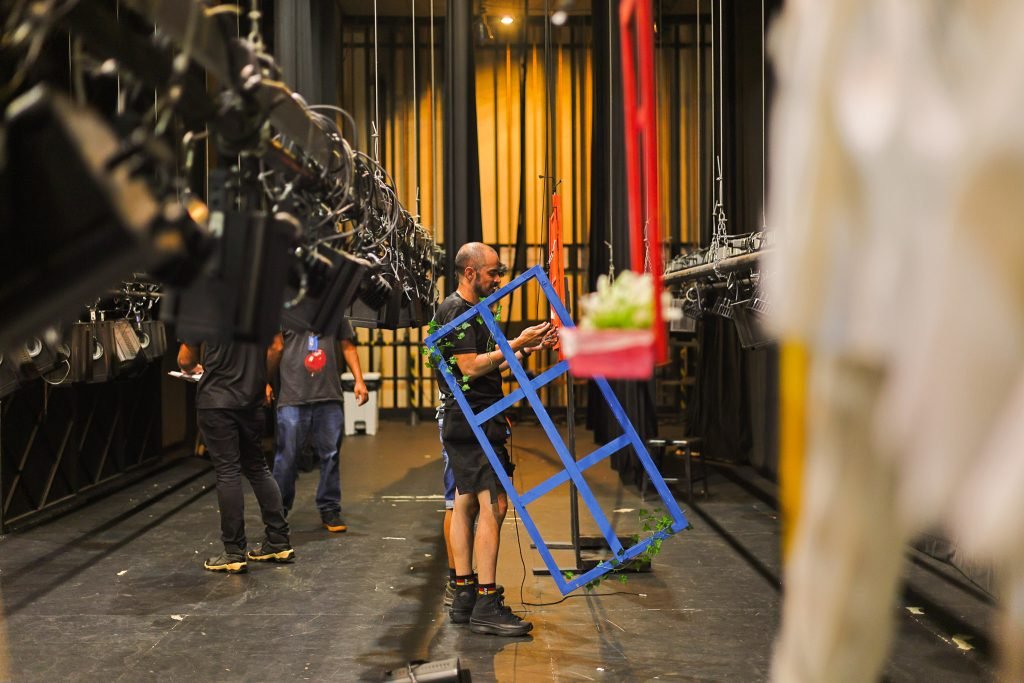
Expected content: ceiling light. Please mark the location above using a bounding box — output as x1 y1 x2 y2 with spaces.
500 15 514 25
551 10 568 25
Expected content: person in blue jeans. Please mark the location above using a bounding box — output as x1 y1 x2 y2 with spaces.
438 405 457 604
266 320 368 532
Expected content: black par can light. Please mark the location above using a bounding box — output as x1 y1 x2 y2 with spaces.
0 86 206 349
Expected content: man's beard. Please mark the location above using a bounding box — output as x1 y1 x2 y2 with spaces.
473 280 495 300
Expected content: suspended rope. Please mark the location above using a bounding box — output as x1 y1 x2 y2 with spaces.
505 0 530 337
710 0 729 278
372 0 381 165
411 0 420 219
761 0 767 230
606 0 615 281
709 0 714 217
718 0 724 170
429 0 439 312
115 0 122 113
643 0 665 275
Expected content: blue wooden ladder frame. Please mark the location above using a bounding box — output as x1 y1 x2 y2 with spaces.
425 266 688 594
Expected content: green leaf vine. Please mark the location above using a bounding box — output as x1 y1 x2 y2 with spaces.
561 508 680 591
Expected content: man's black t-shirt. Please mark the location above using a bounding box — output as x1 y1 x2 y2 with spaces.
276 319 355 407
431 291 503 411
196 342 266 410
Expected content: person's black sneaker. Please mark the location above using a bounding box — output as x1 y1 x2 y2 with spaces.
204 552 247 574
469 592 533 636
449 585 477 623
444 581 504 607
246 541 296 563
321 511 347 533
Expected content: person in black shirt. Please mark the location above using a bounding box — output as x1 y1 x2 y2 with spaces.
265 321 368 532
432 242 555 636
178 341 293 573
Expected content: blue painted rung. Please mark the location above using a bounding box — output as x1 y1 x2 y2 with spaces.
519 434 631 506
473 361 569 426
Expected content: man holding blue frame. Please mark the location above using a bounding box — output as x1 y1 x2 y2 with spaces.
432 242 555 636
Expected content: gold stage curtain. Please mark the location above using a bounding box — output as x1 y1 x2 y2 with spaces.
337 17 704 409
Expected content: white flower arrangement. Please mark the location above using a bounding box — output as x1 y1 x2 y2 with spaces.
578 270 680 330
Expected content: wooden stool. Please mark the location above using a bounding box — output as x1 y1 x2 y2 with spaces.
644 437 708 502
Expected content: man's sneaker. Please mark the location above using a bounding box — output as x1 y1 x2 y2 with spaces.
445 581 503 606
204 552 247 574
469 592 533 636
449 585 477 623
321 511 347 533
246 541 296 563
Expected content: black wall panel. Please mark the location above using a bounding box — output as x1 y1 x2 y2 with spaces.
0 364 163 529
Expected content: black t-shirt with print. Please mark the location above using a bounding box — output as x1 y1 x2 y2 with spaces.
431 291 503 412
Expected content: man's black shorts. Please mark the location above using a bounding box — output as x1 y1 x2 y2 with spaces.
441 411 514 499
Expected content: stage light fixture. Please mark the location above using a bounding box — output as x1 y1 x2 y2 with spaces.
0 86 208 349
281 245 369 337
162 211 296 345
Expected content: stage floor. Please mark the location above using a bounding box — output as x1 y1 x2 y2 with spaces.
0 419 994 681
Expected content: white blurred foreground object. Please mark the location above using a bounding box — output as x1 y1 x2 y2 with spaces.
767 0 1024 681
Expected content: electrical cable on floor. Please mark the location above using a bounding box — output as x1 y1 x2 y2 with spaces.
509 435 644 609
521 591 645 608
508 430 531 610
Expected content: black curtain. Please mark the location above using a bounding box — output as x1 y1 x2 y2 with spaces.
272 0 339 107
688 0 780 475
586 0 657 488
443 0 484 283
